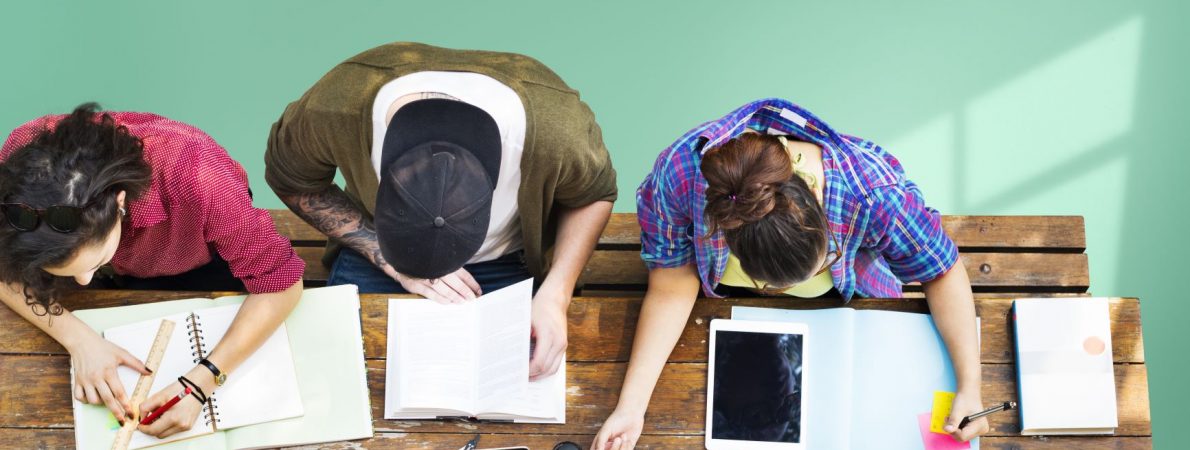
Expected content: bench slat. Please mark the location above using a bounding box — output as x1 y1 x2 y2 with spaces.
297 246 330 281
299 248 1092 291
0 295 1144 365
0 429 1152 450
274 211 1088 252
0 355 1150 437
580 251 1090 291
599 214 1086 251
269 209 324 244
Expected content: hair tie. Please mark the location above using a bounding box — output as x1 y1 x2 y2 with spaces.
729 194 737 202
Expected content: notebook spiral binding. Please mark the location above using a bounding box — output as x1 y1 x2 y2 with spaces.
187 313 222 428
187 312 207 363
202 402 222 427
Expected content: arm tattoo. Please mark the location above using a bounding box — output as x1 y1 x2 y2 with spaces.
279 187 390 269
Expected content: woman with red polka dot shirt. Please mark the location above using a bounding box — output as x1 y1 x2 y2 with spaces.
0 104 305 439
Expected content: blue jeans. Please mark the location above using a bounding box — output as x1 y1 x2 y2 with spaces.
327 248 532 294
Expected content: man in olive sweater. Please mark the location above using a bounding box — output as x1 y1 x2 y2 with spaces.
265 42 616 380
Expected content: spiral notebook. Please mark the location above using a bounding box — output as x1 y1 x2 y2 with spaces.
101 303 304 449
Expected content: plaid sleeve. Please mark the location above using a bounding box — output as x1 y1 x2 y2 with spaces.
866 182 959 284
637 152 695 269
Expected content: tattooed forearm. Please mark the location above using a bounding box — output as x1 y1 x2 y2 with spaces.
278 187 390 269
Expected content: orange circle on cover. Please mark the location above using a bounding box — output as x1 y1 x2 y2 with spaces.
1084 336 1106 355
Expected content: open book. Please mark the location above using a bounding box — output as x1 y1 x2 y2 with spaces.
102 304 303 449
732 306 981 450
384 279 565 423
72 285 373 450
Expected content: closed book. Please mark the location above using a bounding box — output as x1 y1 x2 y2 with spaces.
1013 298 1117 435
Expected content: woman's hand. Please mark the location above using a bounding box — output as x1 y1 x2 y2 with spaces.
68 331 150 423
137 379 205 439
592 407 645 450
944 389 989 442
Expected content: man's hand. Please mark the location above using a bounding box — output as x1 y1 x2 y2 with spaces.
529 287 570 380
387 264 481 304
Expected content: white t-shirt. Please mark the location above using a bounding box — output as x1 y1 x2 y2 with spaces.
371 71 526 264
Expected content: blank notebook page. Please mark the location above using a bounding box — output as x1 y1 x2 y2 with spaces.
105 312 216 449
194 304 304 430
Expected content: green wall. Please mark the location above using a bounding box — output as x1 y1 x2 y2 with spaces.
2 1 1184 446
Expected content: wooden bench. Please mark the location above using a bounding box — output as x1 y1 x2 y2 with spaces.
272 210 1092 295
0 212 1151 448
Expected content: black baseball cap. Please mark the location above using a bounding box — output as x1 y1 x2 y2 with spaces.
374 99 501 279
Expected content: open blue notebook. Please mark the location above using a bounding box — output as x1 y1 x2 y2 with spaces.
732 307 980 450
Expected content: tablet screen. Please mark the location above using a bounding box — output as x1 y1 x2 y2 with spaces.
710 330 804 444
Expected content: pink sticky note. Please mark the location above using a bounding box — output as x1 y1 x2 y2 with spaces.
917 412 971 450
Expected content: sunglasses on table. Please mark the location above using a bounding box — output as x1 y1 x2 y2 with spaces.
1 203 89 233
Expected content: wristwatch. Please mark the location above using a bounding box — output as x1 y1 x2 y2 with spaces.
198 358 227 386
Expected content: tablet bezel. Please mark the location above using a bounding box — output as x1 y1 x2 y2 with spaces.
705 318 809 450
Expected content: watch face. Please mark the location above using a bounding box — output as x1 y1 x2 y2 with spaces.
216 373 227 386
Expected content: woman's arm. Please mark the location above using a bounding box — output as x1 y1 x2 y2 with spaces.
922 259 987 442
1 283 150 422
592 264 702 450
137 279 303 437
193 279 303 388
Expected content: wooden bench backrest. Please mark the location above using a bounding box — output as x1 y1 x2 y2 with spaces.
270 210 1089 294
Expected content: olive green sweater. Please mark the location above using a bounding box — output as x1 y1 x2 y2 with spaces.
265 42 617 278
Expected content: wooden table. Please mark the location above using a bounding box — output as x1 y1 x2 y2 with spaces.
0 290 1150 449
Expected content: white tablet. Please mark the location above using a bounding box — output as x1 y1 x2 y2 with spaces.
706 319 808 450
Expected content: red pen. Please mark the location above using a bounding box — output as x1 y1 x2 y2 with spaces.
139 387 191 425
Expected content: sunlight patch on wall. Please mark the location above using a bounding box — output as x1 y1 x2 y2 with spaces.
962 16 1141 210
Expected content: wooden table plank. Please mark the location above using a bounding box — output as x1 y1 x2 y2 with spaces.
579 252 1090 291
0 355 1150 437
0 428 1152 450
0 296 1145 366
0 295 1144 365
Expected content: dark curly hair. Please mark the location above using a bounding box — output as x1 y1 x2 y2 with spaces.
0 103 152 315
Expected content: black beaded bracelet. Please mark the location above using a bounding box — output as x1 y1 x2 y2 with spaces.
177 375 208 404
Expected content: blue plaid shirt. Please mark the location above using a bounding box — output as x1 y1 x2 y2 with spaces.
637 98 958 299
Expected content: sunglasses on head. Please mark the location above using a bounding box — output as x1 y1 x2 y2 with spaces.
1 203 88 233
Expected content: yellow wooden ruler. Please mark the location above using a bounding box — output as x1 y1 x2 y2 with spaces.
111 319 175 450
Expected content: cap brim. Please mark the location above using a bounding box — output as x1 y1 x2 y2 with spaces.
380 98 501 189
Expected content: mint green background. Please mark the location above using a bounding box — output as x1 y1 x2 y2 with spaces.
2 1 1184 446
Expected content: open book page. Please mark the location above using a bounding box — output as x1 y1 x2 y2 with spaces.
479 362 566 423
104 313 217 449
386 298 479 417
192 304 304 431
223 285 373 449
849 310 980 450
731 307 856 450
71 297 226 450
475 279 532 413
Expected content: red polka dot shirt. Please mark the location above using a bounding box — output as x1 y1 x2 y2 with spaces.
1 112 305 294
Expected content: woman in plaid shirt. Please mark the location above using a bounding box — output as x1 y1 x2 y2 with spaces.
593 99 986 448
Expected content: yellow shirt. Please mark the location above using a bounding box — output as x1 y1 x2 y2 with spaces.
719 251 835 297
